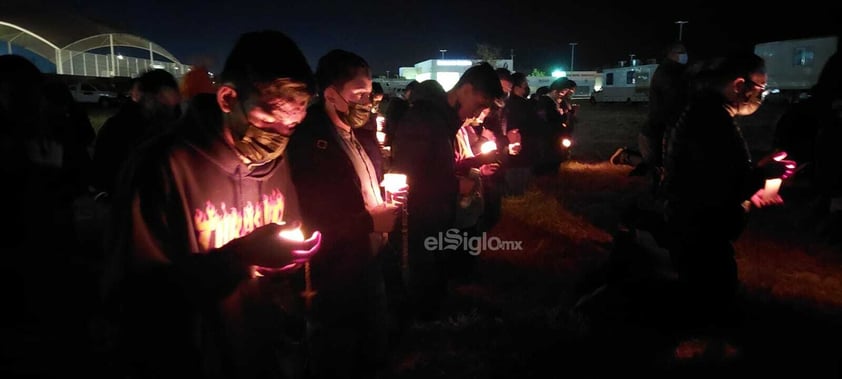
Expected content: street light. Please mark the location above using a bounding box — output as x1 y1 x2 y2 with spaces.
675 20 689 42
569 42 578 71
439 49 447 59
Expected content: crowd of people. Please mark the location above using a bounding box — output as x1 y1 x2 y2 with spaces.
2 28 839 378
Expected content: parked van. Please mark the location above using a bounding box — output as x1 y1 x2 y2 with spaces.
591 61 658 103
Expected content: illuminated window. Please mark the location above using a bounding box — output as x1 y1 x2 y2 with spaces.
793 47 815 67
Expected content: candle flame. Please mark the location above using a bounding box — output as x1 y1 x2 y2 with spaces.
480 141 497 154
376 131 386 144
279 227 305 242
381 173 407 193
561 138 573 148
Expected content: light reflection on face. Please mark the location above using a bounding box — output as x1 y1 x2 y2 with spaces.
243 79 310 136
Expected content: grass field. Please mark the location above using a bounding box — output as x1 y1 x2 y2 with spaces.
385 101 842 378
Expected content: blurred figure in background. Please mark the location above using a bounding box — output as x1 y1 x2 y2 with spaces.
92 69 182 196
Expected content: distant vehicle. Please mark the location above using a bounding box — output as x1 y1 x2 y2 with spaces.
590 61 658 103
754 35 838 103
527 71 599 100
68 82 119 107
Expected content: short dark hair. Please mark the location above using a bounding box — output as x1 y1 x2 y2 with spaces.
691 51 766 97
138 69 178 94
220 30 314 96
372 81 384 95
454 62 504 98
511 72 528 88
405 80 419 93
315 49 370 95
496 67 513 83
550 77 576 91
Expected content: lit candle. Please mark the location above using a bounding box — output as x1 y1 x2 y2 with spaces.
561 138 573 148
376 131 386 145
480 140 497 154
381 173 407 204
278 227 305 242
763 178 782 201
376 116 385 132
508 142 521 155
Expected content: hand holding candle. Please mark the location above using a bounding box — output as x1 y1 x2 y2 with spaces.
381 173 408 205
277 223 322 263
227 223 321 270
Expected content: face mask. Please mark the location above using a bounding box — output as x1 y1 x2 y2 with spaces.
335 91 372 128
677 54 688 64
232 125 289 168
230 103 290 168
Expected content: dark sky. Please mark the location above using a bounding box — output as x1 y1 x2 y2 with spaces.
20 0 842 75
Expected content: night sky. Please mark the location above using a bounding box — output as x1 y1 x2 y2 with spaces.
15 0 842 75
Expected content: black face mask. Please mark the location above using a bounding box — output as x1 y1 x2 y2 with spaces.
335 92 372 128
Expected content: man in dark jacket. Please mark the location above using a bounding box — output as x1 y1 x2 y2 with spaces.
390 62 503 321
662 52 795 330
92 69 181 196
286 49 400 379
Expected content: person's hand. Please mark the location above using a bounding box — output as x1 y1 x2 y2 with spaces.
370 203 400 232
750 188 784 208
757 151 796 179
479 163 500 177
481 128 496 141
506 129 521 144
387 185 408 206
227 222 322 269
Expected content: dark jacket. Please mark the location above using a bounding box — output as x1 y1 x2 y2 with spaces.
390 82 459 238
663 94 765 240
505 93 543 166
286 104 380 306
643 59 688 139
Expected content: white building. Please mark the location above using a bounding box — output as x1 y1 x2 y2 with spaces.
398 59 514 91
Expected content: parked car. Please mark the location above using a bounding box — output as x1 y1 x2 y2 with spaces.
68 82 119 108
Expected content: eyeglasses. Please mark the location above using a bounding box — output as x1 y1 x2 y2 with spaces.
745 78 772 101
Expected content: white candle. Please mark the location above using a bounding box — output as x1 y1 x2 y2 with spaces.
376 131 386 144
763 178 782 201
381 173 407 204
480 140 497 154
376 116 385 132
508 142 521 155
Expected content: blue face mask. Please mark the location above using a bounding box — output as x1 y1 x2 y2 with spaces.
677 54 688 64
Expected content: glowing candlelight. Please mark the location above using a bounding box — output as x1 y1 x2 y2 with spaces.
561 138 573 148
381 173 407 204
480 140 498 154
508 142 521 155
376 131 386 144
763 178 782 201
279 227 305 241
376 116 385 132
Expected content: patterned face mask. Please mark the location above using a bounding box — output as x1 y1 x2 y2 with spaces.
230 102 290 168
335 92 372 128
